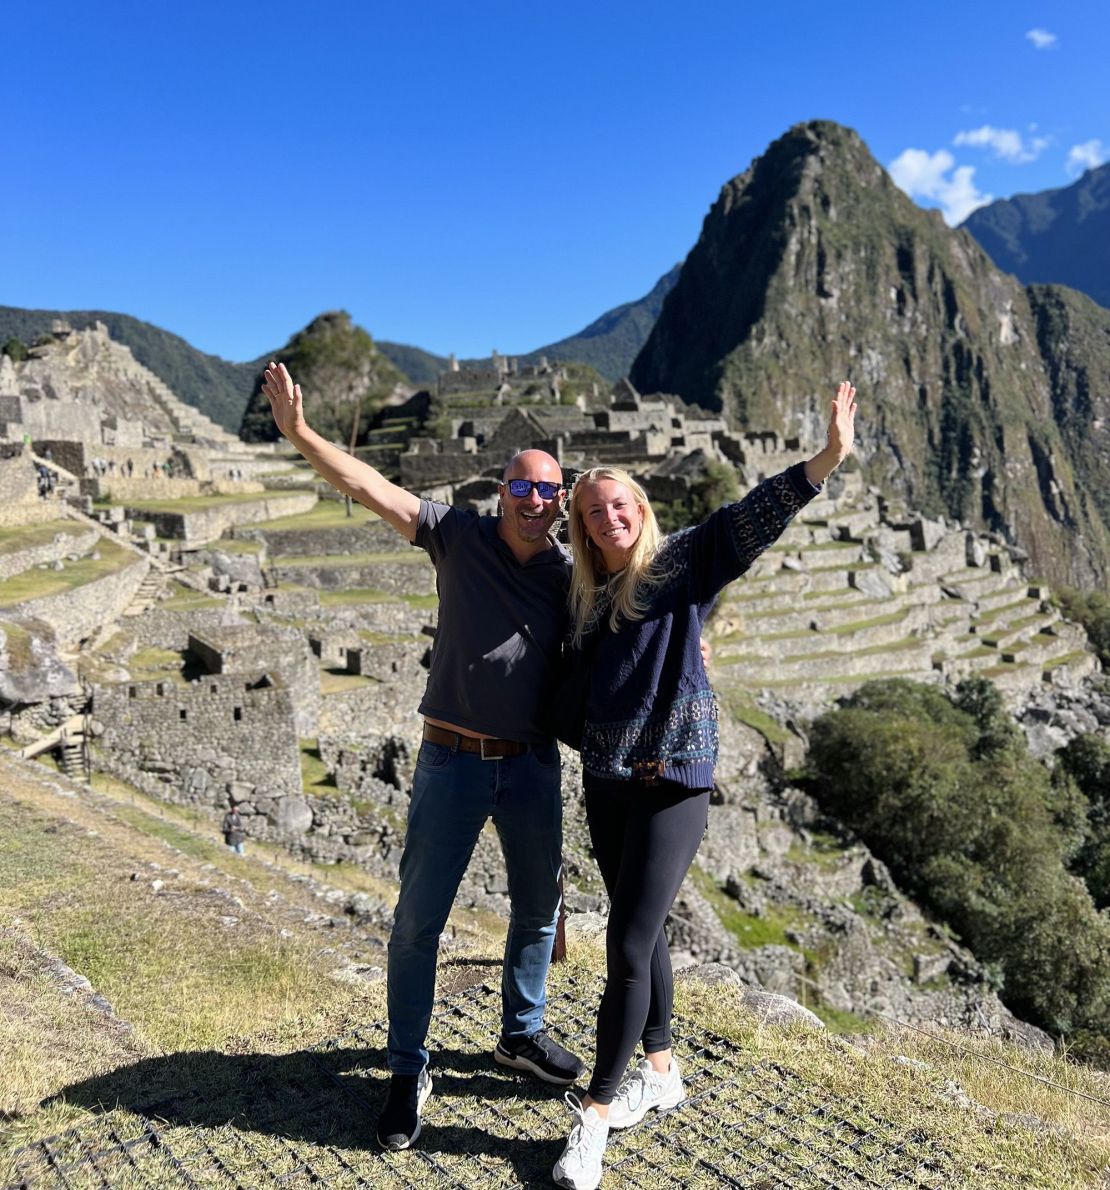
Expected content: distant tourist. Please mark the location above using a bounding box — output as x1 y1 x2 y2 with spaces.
549 382 857 1190
262 361 583 1152
222 804 245 856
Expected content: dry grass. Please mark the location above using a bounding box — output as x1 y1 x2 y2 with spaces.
671 968 1110 1189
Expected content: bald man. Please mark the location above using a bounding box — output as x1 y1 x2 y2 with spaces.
264 364 583 1152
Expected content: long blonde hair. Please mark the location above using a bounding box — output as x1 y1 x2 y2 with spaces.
567 466 666 647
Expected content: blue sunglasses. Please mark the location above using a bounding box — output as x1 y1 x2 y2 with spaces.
504 479 562 499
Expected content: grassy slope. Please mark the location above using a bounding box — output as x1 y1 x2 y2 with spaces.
1 753 1109 1187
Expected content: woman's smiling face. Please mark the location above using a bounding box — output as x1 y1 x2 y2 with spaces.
578 478 644 572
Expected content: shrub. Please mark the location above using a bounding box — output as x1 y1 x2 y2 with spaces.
1056 587 1110 667
2 336 28 361
1058 734 1110 908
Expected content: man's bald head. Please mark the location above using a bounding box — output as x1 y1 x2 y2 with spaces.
502 449 563 484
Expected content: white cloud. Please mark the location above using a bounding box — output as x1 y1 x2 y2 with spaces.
1066 139 1107 176
1026 28 1057 49
953 125 1049 164
888 148 993 225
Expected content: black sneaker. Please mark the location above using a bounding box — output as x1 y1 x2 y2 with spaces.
376 1068 432 1150
494 1030 585 1085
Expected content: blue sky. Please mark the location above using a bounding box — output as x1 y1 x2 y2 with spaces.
3 1 1107 364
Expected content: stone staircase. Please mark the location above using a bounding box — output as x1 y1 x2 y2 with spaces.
122 567 166 616
17 692 91 782
142 373 244 449
709 486 1100 705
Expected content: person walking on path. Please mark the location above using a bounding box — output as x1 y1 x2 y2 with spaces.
222 804 245 856
262 361 583 1154
551 382 858 1190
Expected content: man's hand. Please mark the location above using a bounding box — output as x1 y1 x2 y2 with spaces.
262 361 308 440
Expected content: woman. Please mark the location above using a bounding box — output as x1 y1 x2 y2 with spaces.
552 382 857 1190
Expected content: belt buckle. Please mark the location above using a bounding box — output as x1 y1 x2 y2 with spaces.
479 738 499 761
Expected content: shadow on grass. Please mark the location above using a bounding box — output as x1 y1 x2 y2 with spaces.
49 1044 571 1185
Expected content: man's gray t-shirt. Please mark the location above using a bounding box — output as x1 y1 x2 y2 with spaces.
415 499 570 743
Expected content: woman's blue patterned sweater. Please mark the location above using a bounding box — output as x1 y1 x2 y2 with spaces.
581 463 820 789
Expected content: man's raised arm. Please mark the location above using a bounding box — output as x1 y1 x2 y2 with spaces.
262 361 421 542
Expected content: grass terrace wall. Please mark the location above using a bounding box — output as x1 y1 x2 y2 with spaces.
1 547 149 648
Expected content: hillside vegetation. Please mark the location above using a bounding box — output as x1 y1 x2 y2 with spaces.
807 677 1110 1060
238 311 411 445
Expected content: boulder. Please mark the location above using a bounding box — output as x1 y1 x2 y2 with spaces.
739 987 825 1030
0 617 80 703
271 795 313 834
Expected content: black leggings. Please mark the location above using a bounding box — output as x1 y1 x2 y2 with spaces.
583 776 710 1103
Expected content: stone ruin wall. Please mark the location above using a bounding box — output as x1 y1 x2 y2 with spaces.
127 491 317 546
0 527 101 583
269 554 436 597
18 401 104 444
0 452 50 528
241 518 400 558
94 674 303 806
92 673 409 872
114 606 242 652
8 554 150 649
188 628 321 738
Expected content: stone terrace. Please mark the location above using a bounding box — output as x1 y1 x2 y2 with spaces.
708 479 1097 710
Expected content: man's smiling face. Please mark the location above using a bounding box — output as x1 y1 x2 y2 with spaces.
498 450 564 553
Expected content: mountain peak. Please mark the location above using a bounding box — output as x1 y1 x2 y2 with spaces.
629 123 1110 589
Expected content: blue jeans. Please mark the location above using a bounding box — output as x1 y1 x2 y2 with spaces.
386 738 563 1074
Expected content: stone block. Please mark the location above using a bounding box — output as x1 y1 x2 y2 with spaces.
272 795 313 833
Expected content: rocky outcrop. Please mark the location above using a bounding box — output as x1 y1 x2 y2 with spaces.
239 311 412 444
0 617 79 704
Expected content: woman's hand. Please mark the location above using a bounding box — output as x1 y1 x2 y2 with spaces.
262 360 307 440
804 381 858 486
826 380 857 465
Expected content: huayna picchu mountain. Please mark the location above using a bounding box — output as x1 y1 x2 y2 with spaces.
630 120 1110 591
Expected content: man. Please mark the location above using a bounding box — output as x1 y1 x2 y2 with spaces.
262 362 583 1151
222 802 246 855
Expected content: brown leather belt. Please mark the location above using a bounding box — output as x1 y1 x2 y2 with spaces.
422 722 531 759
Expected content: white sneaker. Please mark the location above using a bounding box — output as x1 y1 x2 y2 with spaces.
553 1092 610 1190
606 1057 685 1130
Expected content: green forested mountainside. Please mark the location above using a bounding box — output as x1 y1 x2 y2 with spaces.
0 305 264 433
237 311 409 444
629 120 1110 590
513 264 682 380
962 163 1110 311
375 341 447 387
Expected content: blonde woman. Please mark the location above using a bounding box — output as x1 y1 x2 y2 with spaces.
553 382 857 1190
